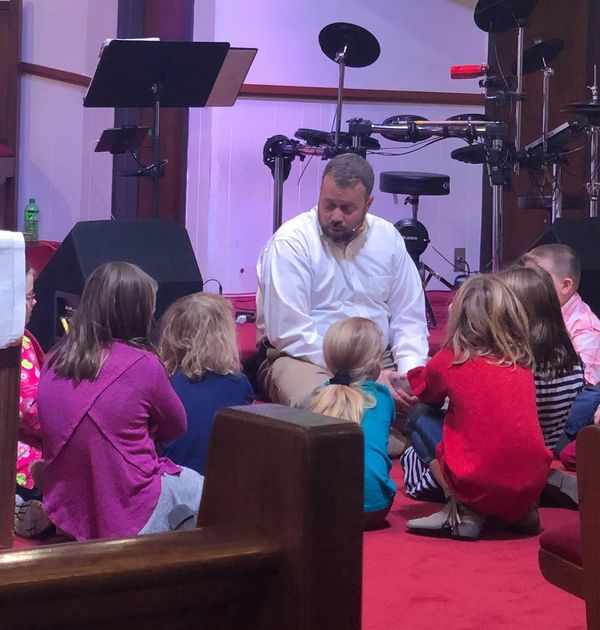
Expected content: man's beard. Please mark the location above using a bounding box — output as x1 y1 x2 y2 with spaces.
320 222 358 244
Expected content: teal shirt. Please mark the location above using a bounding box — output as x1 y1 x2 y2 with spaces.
361 381 397 512
324 379 396 512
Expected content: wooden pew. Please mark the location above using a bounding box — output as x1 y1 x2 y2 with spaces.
0 345 19 549
539 425 600 629
579 425 600 630
0 404 364 629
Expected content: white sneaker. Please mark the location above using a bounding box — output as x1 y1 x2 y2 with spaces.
14 495 53 538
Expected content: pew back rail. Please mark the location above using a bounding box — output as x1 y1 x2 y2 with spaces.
0 404 364 629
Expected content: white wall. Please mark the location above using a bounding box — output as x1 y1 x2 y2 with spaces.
214 0 485 93
18 0 117 241
16 0 488 290
187 0 487 292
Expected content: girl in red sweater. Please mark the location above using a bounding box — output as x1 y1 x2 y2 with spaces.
403 274 552 540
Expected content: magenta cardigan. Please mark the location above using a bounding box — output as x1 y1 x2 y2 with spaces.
38 342 186 541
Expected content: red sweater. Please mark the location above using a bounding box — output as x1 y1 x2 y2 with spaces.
408 349 552 521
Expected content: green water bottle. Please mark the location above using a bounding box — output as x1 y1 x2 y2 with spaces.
24 198 39 242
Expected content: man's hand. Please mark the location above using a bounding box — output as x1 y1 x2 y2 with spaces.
378 369 418 412
593 403 600 425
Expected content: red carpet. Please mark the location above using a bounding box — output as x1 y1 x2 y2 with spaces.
362 466 585 629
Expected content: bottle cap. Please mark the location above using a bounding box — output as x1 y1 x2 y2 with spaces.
28 198 35 204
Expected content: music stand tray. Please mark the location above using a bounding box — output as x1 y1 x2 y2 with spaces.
95 126 150 155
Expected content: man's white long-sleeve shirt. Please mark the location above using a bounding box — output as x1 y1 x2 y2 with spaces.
256 208 429 373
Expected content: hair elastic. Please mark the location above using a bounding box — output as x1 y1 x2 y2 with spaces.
330 371 352 386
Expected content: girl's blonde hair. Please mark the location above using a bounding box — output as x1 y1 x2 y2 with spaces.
158 293 241 379
444 274 533 368
310 317 383 424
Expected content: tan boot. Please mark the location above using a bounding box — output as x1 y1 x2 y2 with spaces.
452 502 486 540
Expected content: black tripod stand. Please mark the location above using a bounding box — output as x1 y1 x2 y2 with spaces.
380 172 455 327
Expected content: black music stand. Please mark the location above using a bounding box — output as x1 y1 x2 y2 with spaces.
84 40 257 217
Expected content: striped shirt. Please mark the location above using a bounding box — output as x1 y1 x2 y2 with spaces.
534 364 585 449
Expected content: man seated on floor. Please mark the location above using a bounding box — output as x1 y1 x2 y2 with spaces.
255 152 429 410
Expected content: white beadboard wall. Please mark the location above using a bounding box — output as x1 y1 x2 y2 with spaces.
187 99 484 293
16 0 487 288
187 0 487 292
17 0 117 241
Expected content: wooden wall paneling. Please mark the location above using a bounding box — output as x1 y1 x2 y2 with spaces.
112 0 145 221
0 0 22 230
136 0 194 223
486 1 591 266
112 0 193 223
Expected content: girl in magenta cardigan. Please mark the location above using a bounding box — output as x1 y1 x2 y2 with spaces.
38 262 202 541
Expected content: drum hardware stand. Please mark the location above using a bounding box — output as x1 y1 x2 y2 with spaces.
333 45 347 147
262 135 298 232
539 57 564 222
319 23 380 148
484 125 511 272
262 24 381 234
551 161 564 221
395 195 455 328
384 175 455 328
586 67 600 217
514 19 527 154
589 124 600 218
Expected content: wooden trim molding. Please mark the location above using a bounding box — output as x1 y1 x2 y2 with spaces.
240 84 485 106
18 62 90 88
18 62 484 106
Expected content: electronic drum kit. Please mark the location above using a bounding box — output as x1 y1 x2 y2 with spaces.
263 0 600 278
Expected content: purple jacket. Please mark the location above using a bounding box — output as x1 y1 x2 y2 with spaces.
38 342 186 540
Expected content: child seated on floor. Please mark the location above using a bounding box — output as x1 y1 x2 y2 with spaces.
500 265 584 507
401 274 552 540
157 293 254 476
14 262 48 537
499 265 585 450
37 261 203 541
310 317 396 530
521 244 600 469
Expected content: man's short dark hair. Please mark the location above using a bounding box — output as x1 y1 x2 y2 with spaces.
322 153 374 196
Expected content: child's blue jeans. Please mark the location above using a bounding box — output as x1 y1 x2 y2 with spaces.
406 403 444 464
555 385 600 454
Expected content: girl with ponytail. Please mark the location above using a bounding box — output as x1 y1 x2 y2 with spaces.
310 317 396 529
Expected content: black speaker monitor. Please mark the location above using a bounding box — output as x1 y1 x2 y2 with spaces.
531 218 600 317
28 219 203 350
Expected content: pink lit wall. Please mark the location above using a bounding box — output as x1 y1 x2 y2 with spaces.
18 0 117 242
16 0 488 293
187 0 488 293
